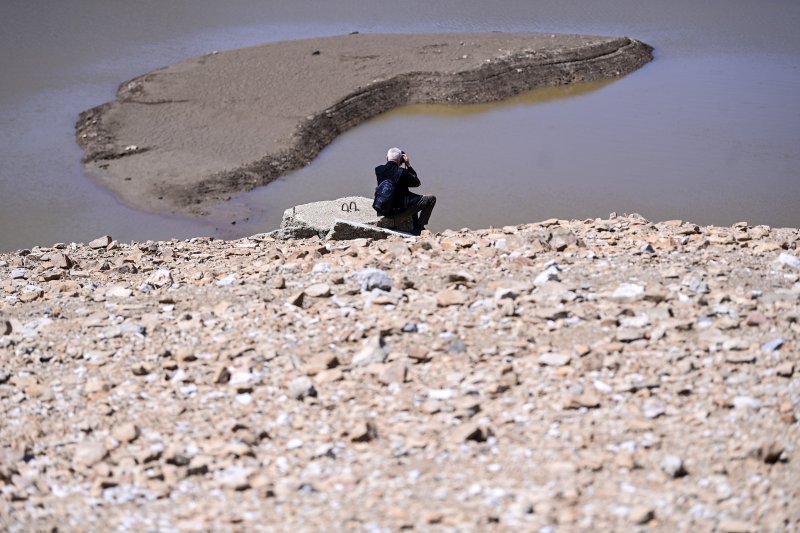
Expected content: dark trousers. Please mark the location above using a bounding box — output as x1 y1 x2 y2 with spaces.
402 194 436 229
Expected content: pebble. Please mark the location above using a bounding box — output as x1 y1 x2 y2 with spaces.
538 352 571 367
612 283 645 300
111 423 140 443
643 398 667 419
732 396 761 410
145 269 173 288
436 289 469 307
534 263 561 285
106 286 133 298
73 441 107 467
725 353 756 364
661 455 688 478
760 337 785 352
629 506 655 525
352 335 387 366
288 376 316 400
379 362 407 385
349 421 377 442
775 252 800 269
354 268 392 292
776 362 794 377
304 283 331 297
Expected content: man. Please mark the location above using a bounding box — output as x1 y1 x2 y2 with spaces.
374 147 436 235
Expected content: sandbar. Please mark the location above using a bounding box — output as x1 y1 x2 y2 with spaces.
75 32 653 216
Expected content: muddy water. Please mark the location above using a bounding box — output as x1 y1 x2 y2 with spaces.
1 1 799 251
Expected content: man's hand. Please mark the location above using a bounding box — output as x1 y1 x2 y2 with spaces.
402 153 410 166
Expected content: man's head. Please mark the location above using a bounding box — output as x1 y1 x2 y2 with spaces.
386 147 404 163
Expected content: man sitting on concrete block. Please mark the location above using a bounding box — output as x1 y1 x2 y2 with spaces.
373 147 436 235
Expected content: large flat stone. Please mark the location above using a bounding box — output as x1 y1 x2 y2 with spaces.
275 196 415 240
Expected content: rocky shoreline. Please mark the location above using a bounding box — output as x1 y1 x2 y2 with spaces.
75 33 652 217
1 215 798 531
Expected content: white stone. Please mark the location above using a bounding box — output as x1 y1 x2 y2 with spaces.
775 253 800 269
352 336 387 366
106 286 133 298
538 352 571 367
612 283 645 299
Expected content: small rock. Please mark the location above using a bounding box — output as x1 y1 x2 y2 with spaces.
350 421 377 442
718 519 757 533
612 283 645 300
218 466 252 491
776 362 794 377
661 455 688 478
216 274 237 287
643 399 666 419
354 268 392 292
451 423 492 443
380 362 407 385
761 338 785 352
89 235 112 249
286 291 305 307
230 371 257 391
534 264 561 286
745 311 768 327
304 283 331 298
564 393 600 409
755 442 785 464
428 388 456 400
73 441 107 467
1 320 11 335
549 228 582 251
774 252 800 269
11 268 28 279
214 365 232 384
289 376 317 400
629 506 655 525
616 327 645 343
303 353 339 375
732 396 761 410
145 269 173 288
49 252 72 269
111 423 140 443
286 438 304 450
131 363 152 376
436 289 469 307
538 352 571 367
725 353 756 364
447 271 476 285
106 286 133 298
352 336 387 366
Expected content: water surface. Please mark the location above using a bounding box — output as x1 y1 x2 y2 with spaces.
1 0 798 251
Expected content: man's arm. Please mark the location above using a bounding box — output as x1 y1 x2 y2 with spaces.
399 166 421 187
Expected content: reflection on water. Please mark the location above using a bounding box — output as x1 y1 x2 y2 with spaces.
399 80 615 117
1 0 799 251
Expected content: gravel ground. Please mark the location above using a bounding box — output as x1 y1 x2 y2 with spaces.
1 214 798 532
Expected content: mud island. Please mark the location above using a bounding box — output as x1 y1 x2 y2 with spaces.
76 32 652 217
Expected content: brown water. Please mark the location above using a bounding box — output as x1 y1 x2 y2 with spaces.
1 1 799 251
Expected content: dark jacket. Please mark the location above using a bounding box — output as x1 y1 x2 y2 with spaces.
374 161 421 213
